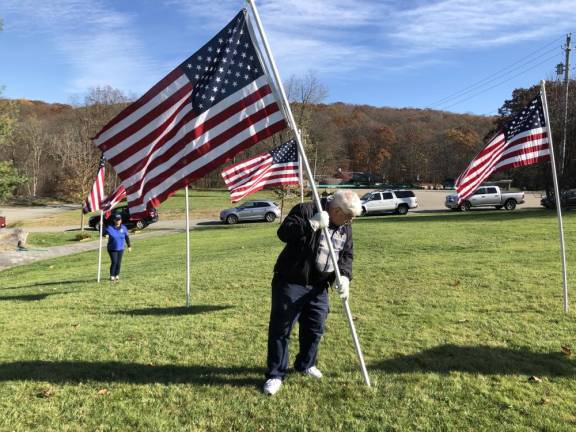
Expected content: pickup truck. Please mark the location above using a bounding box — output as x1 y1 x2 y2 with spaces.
445 186 525 211
360 190 418 215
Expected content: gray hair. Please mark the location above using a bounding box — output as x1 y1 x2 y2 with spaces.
329 190 362 217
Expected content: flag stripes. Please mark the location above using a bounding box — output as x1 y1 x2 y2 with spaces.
83 160 106 214
92 10 287 219
455 96 550 203
222 139 299 202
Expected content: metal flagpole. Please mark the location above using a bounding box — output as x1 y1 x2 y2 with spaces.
185 186 191 307
541 80 569 312
246 0 371 387
298 129 304 203
97 211 104 283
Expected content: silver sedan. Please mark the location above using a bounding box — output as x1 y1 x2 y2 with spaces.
220 200 281 224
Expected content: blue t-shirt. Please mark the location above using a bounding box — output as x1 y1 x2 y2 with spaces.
105 224 130 251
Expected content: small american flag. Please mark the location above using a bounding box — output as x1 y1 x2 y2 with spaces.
83 156 106 213
456 95 550 202
221 139 299 202
92 9 286 219
101 184 127 218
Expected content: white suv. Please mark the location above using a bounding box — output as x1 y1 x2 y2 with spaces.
360 190 418 216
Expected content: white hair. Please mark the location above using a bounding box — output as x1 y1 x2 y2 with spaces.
330 190 362 217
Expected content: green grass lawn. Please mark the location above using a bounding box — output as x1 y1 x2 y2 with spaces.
27 232 99 247
1 210 576 431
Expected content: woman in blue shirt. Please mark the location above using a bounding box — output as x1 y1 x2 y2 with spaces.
105 214 132 282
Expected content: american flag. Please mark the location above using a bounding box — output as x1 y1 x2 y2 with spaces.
83 156 106 214
456 95 550 202
92 10 287 219
221 138 299 202
101 184 127 218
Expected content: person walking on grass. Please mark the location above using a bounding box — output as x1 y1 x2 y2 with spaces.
263 189 362 396
105 213 131 282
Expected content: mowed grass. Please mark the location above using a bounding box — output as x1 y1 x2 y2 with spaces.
1 210 576 431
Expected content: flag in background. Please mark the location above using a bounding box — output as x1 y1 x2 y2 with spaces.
221 138 299 202
455 95 550 202
101 184 127 218
92 9 287 219
83 156 106 214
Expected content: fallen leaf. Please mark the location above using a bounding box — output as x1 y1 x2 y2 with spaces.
539 398 550 405
71 323 79 328
97 388 109 396
528 376 542 383
451 280 461 287
457 319 468 323
37 387 55 398
561 345 572 357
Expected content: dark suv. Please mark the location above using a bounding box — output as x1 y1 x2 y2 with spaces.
89 206 158 231
541 190 576 209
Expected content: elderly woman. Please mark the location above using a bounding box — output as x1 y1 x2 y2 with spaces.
263 189 362 395
105 213 132 282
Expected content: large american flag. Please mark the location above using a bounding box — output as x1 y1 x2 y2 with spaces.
83 157 106 213
221 138 299 202
92 10 287 219
456 94 550 202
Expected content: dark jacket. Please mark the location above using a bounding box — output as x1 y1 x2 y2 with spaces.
273 199 353 286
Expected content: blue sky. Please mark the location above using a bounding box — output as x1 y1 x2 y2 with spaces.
2 0 576 115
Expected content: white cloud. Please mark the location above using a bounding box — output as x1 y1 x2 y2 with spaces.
390 0 576 52
2 0 160 98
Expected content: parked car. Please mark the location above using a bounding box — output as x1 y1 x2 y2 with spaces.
445 186 524 211
540 189 576 209
88 205 158 231
220 200 281 224
0 216 5 228
360 190 418 215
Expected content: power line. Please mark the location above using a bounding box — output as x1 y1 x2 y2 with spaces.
440 52 560 110
429 36 563 108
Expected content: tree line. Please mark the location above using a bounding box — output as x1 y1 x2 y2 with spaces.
1 76 575 204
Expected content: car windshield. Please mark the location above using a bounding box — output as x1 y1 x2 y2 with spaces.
360 193 371 200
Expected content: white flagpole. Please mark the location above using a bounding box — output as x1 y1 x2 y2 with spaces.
298 130 304 203
97 210 104 283
541 80 569 312
185 186 191 307
246 0 371 386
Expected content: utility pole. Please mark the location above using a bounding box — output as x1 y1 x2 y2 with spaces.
560 33 571 175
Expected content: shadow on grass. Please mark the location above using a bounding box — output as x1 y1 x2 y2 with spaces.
0 279 93 291
355 208 553 225
0 292 69 302
116 305 233 316
372 344 575 377
0 361 261 387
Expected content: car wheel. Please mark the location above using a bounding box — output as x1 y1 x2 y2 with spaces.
495 205 503 210
361 207 367 216
226 214 238 225
94 222 100 232
265 212 276 222
504 200 516 211
397 204 409 215
459 201 471 212
136 220 146 230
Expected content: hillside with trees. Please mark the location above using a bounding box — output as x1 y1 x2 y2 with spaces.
1 78 575 203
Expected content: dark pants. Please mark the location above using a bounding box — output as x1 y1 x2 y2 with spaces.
108 249 124 277
266 277 329 380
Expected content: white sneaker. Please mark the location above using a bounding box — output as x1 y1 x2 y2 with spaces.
303 366 323 379
110 276 115 282
263 378 282 395
115 276 120 281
